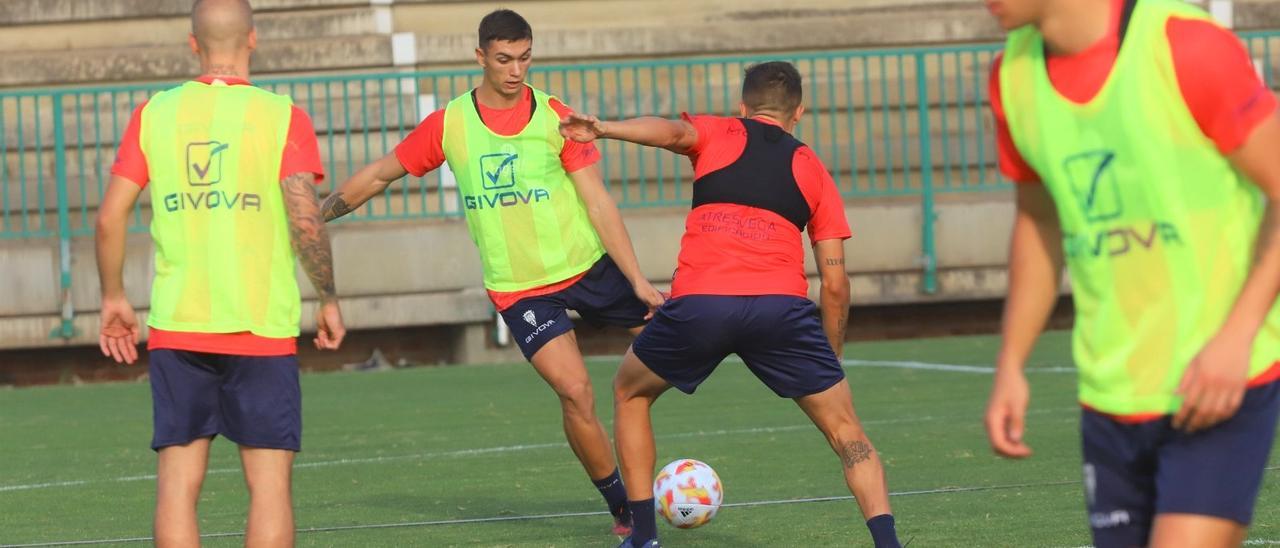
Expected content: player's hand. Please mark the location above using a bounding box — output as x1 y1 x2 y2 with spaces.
314 300 346 351
632 280 666 320
559 113 607 144
985 368 1033 459
1173 329 1252 432
99 296 140 365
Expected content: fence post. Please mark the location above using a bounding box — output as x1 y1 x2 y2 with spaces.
50 92 77 340
915 52 938 294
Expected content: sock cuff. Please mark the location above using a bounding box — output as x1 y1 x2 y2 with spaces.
592 469 622 489
866 513 895 527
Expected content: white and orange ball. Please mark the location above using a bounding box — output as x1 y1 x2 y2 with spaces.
653 459 724 528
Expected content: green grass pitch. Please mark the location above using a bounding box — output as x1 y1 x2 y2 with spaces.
3 331 1279 547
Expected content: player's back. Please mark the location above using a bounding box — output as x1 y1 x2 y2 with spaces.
673 115 849 300
140 80 302 338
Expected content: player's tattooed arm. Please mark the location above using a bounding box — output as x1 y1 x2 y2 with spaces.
320 191 353 222
838 440 873 469
814 239 851 358
322 152 411 223
281 172 337 302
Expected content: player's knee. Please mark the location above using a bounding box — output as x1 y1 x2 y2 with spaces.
557 378 597 413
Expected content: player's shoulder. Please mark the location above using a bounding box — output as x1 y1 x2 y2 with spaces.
1164 10 1242 51
792 145 831 174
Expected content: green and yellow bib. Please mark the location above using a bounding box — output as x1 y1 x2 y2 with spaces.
141 80 301 338
441 86 604 292
999 0 1280 415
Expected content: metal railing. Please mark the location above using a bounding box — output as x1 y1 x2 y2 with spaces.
3 32 1278 337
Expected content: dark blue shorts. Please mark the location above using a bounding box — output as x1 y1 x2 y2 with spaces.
499 255 649 361
150 349 302 452
631 295 846 398
1081 381 1280 546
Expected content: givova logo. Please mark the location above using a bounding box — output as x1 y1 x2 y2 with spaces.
1063 150 1121 222
463 150 551 210
164 141 262 213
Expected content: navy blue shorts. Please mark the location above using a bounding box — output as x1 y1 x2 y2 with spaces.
499 255 650 361
1082 381 1280 546
631 295 845 398
149 349 302 452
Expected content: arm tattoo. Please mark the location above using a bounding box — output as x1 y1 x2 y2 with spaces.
320 191 354 222
281 172 336 302
838 440 873 469
825 258 845 266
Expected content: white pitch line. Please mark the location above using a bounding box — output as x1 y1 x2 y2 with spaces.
6 408 1065 494
842 358 1075 374
0 479 1082 547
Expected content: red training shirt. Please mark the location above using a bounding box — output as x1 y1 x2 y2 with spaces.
989 0 1277 183
393 86 603 312
110 75 326 356
671 114 851 299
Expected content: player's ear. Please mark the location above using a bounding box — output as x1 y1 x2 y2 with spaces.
246 28 258 52
793 104 806 125
475 46 486 68
738 102 749 118
188 33 200 56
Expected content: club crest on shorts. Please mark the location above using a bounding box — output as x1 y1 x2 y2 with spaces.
523 310 537 327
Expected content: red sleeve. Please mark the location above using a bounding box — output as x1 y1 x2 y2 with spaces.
680 113 747 179
394 109 447 177
548 98 602 173
279 106 324 183
988 56 1041 184
110 102 149 188
793 146 851 243
1168 17 1278 154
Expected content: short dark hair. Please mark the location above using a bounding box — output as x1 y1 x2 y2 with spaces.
478 9 532 49
741 62 803 114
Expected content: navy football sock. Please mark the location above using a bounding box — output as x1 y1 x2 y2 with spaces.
628 498 658 544
866 514 902 548
593 469 630 523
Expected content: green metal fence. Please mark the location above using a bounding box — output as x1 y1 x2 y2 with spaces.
3 33 1279 336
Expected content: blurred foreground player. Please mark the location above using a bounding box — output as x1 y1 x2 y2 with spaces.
983 0 1280 545
561 61 901 548
95 1 345 545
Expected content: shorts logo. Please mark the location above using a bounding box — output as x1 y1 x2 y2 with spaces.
1090 510 1131 529
187 141 228 186
1083 463 1097 506
523 310 537 327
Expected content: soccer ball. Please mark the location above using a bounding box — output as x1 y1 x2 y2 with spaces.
653 459 723 528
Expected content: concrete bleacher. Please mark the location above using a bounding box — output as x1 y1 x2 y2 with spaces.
0 0 1275 356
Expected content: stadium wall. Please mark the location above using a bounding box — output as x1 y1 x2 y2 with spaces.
0 0 1272 363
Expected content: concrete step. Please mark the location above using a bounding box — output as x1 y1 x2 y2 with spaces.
2 35 392 88
0 7 391 54
0 0 368 26
410 3 1001 65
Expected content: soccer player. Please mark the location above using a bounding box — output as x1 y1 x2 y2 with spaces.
560 61 902 548
983 0 1280 545
95 0 345 545
320 9 663 535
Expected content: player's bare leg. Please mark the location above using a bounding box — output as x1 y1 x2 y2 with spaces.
794 380 892 520
613 348 673 546
154 437 211 548
530 330 616 478
1149 514 1247 548
239 446 295 548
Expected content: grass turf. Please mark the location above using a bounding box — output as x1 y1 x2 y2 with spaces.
2 330 1279 547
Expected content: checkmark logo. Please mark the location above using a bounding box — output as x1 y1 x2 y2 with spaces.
479 153 519 190
187 141 229 186
1062 150 1122 222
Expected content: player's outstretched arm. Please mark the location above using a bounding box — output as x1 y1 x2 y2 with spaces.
282 172 346 351
320 153 409 222
1175 114 1280 432
813 239 850 358
985 182 1063 459
560 113 699 155
94 176 145 364
567 164 665 317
